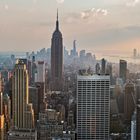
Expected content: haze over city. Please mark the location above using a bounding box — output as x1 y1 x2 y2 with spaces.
0 0 140 58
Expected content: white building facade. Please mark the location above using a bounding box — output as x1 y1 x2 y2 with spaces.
77 74 110 140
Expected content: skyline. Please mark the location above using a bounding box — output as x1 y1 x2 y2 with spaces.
0 0 140 57
1 2 140 139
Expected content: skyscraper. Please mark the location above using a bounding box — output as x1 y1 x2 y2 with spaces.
35 61 45 83
131 112 136 140
95 63 100 75
0 73 2 93
124 82 135 123
133 48 137 58
73 40 78 56
12 59 34 130
51 10 63 91
136 100 140 140
0 115 4 140
80 50 86 60
136 79 140 102
101 58 106 75
77 72 110 140
136 80 140 140
0 73 4 140
0 92 4 140
70 40 78 57
35 82 46 113
119 60 127 83
31 55 37 84
0 92 3 116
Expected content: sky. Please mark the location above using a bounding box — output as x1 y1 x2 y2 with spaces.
0 0 140 57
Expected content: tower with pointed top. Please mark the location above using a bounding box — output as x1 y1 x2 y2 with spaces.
51 10 63 91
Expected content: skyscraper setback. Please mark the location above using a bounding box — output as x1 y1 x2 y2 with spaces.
51 10 63 91
12 59 34 130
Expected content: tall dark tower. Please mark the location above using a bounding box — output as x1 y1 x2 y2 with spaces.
51 10 63 91
101 58 106 75
119 59 127 83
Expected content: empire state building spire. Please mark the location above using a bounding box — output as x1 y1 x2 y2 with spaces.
56 9 59 31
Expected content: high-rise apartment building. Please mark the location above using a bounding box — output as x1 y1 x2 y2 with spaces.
12 59 34 130
77 72 110 140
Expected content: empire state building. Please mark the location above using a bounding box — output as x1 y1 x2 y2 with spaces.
51 11 63 91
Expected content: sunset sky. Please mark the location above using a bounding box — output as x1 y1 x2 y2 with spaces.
0 0 140 57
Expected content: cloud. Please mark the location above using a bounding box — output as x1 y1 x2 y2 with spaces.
0 3 9 11
126 0 139 7
81 8 108 19
64 8 108 24
4 4 9 10
56 0 64 4
64 13 80 23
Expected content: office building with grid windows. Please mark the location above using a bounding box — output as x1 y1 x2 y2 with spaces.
77 73 110 140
